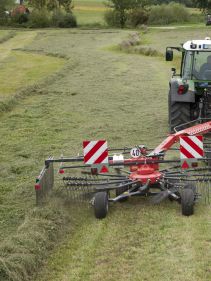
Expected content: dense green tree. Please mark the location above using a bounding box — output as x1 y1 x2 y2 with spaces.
28 0 47 10
0 0 15 12
58 0 73 12
154 0 194 7
106 0 151 28
47 0 58 11
28 0 73 12
193 0 211 12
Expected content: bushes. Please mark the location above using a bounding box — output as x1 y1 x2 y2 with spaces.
52 10 77 27
2 8 77 28
148 3 189 25
104 10 122 28
0 17 9 26
57 13 77 27
105 8 149 28
27 9 51 28
105 3 194 27
127 9 149 27
12 13 29 24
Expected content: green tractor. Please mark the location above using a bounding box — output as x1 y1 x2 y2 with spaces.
166 38 211 132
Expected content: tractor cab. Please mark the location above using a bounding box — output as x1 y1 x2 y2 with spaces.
166 38 211 81
166 38 211 132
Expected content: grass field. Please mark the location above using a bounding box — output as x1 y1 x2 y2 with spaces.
0 30 13 39
74 0 106 25
1 26 211 281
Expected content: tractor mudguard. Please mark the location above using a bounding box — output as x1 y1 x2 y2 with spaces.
170 80 195 103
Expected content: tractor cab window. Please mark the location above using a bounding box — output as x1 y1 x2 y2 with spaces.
183 51 193 79
192 51 211 80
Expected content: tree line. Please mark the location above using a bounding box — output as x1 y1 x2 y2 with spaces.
0 0 209 29
1 0 210 13
0 0 73 13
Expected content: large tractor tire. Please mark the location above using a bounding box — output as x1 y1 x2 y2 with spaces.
169 99 191 133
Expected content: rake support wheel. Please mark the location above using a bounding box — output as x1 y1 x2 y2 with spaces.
94 192 108 219
181 188 195 216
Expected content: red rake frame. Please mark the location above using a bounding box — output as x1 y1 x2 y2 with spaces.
34 121 211 215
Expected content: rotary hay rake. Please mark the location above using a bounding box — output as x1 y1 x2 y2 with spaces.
35 121 211 219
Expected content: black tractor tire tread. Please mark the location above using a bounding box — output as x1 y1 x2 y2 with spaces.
181 188 194 216
94 192 108 219
169 100 190 133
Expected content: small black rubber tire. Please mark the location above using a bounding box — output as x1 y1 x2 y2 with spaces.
115 185 128 202
181 188 194 216
168 92 191 133
94 192 108 219
184 183 196 194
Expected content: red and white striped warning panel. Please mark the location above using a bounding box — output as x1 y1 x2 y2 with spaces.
180 136 204 159
83 140 108 165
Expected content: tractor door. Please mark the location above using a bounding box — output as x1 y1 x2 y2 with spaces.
182 51 194 80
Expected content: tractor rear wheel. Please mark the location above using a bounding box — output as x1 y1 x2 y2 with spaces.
180 188 195 216
94 192 108 219
169 97 190 133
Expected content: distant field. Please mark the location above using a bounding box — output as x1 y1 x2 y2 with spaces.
74 0 107 25
74 0 104 6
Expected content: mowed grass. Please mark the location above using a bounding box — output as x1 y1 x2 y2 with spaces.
1 27 211 281
0 28 169 281
0 31 65 112
0 30 14 40
36 201 211 281
144 26 211 54
0 51 65 99
0 30 11 37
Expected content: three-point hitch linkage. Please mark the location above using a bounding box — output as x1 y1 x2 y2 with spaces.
35 121 211 219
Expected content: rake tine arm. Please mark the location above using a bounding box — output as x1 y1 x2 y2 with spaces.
164 167 209 174
95 180 139 191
